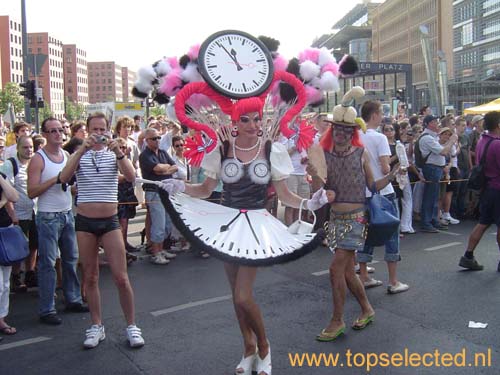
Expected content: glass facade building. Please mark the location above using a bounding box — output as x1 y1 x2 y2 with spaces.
450 0 500 111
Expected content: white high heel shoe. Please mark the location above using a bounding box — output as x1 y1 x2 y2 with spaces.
235 350 257 375
256 344 271 375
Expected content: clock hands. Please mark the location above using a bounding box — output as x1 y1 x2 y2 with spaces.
219 210 260 245
220 211 242 232
230 49 243 71
220 44 243 71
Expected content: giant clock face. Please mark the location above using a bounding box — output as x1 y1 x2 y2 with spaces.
199 30 274 99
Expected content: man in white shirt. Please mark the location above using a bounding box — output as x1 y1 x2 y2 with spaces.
357 100 409 294
419 115 457 232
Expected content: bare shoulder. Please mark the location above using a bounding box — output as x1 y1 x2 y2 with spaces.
28 152 44 172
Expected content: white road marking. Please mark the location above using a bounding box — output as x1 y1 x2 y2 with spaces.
312 261 379 276
0 336 51 351
151 295 232 317
424 242 462 252
312 270 329 276
437 230 461 236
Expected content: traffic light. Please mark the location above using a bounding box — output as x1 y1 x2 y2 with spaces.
20 80 36 101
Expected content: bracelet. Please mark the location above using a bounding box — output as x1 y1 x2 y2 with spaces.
56 172 61 184
116 154 125 160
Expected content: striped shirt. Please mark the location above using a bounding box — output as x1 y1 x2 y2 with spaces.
76 149 118 204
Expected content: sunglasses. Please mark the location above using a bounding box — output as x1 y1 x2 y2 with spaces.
333 125 354 134
383 128 395 132
174 144 184 148
239 115 261 124
45 128 64 134
119 146 127 150
148 136 161 141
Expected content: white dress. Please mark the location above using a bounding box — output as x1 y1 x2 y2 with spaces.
159 141 324 266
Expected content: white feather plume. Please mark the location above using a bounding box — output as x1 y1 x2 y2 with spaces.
319 71 339 91
155 60 172 77
318 47 336 66
134 79 153 94
137 66 157 81
181 62 204 83
299 60 321 82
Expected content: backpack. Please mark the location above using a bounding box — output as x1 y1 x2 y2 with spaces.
414 133 431 169
7 157 18 178
467 138 498 192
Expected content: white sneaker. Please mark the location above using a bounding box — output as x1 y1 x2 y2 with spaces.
387 281 410 294
83 324 105 348
126 325 145 348
161 250 177 259
150 253 170 265
443 212 460 224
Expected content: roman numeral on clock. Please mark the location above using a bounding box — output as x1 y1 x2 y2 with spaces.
242 83 247 92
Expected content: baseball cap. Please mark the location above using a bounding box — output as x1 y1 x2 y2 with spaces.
471 115 484 124
423 115 439 127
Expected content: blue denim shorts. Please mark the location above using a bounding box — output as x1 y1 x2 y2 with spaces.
145 191 172 244
326 208 368 252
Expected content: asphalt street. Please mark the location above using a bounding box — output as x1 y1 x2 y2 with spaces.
1 208 499 375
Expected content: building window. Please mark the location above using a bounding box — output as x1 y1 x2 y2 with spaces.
462 23 473 45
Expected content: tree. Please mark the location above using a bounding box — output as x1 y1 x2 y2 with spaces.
38 106 54 122
65 99 86 121
150 105 165 117
0 82 25 116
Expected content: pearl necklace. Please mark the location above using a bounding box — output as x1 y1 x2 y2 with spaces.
232 138 263 166
234 138 261 151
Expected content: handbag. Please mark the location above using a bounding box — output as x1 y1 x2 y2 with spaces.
468 138 497 192
0 225 29 266
365 187 400 247
288 199 316 235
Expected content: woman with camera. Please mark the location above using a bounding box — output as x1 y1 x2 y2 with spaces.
0 172 19 339
60 113 144 349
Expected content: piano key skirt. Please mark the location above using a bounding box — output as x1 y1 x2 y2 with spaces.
159 190 325 266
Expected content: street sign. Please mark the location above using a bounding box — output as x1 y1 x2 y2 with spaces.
26 54 48 76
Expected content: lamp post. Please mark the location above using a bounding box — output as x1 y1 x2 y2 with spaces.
21 0 31 123
419 25 441 116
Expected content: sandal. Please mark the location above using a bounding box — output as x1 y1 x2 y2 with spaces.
235 349 257 375
255 344 271 375
316 325 345 342
352 314 374 330
0 325 17 335
198 251 210 259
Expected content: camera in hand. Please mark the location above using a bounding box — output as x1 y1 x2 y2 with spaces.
94 135 108 144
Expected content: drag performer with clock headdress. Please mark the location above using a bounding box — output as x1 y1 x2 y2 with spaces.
132 30 354 375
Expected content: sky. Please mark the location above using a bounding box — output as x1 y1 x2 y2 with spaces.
1 0 376 71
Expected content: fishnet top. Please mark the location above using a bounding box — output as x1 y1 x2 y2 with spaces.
325 147 366 204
